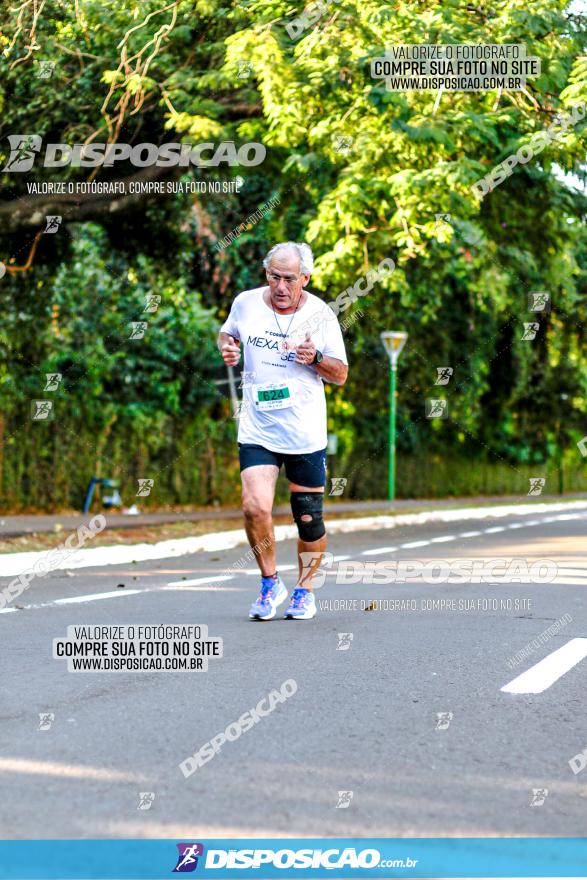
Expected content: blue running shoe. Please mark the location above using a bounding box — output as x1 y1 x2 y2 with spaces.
284 587 316 620
249 574 287 620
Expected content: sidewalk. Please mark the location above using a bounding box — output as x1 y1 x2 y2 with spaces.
1 493 586 538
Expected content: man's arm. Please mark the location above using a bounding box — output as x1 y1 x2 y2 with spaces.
217 330 237 351
218 331 241 366
293 332 348 385
315 356 348 386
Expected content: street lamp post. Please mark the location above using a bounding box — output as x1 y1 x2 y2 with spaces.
558 393 569 496
380 331 408 501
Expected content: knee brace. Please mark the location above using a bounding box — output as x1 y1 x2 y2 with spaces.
290 492 326 542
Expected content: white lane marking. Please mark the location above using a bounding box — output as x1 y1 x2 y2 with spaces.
1 582 238 613
501 638 587 694
0 608 17 614
357 509 585 563
550 567 587 574
361 547 398 556
166 575 234 588
160 586 244 592
54 590 144 605
242 564 298 575
549 578 587 585
1 501 585 575
331 554 351 562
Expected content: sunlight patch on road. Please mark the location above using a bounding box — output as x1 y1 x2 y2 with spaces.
0 757 148 782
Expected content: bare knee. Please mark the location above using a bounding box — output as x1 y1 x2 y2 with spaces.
242 497 272 521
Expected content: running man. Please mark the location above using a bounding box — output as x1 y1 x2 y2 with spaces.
218 241 348 620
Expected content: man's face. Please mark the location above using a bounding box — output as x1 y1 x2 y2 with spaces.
266 250 310 310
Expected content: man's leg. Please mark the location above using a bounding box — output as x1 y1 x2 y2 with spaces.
241 464 279 576
288 482 325 591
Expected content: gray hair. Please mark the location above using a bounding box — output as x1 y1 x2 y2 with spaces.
263 241 314 275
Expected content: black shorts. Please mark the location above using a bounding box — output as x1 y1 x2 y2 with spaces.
238 443 327 488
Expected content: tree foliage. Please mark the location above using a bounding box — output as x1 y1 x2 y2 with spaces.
0 0 586 507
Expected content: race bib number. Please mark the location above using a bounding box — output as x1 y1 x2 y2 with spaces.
253 382 294 411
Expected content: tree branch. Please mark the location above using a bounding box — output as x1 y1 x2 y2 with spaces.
0 164 181 233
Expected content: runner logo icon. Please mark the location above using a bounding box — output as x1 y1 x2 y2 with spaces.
173 843 205 872
2 134 42 171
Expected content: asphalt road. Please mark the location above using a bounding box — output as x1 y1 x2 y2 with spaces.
1 506 586 839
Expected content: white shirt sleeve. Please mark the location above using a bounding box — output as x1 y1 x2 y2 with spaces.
320 309 348 365
219 295 241 340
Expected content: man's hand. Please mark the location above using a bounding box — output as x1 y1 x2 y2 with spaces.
220 334 241 366
294 332 317 365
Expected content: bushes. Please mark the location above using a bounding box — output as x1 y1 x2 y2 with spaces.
0 410 243 512
0 223 240 511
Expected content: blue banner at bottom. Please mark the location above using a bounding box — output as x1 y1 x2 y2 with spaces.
0 838 585 879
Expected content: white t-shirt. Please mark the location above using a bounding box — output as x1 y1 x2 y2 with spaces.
220 286 348 454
